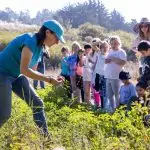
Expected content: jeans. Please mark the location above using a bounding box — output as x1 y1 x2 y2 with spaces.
94 74 106 108
0 74 48 134
106 78 121 111
33 65 45 89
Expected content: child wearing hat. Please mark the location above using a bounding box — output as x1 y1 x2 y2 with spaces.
119 71 137 105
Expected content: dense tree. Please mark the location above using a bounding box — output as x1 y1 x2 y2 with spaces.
0 1 137 32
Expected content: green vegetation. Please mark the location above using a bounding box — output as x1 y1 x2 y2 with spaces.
0 86 150 150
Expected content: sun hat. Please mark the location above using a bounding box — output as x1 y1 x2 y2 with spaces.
43 20 65 43
133 17 150 33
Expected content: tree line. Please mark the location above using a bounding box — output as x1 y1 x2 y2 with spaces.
0 0 137 32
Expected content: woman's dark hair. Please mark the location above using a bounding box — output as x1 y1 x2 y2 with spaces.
139 24 150 39
35 26 54 47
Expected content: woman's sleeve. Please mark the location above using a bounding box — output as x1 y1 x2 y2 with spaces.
23 35 36 53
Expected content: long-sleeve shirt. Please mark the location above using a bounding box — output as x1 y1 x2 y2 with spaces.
140 56 150 84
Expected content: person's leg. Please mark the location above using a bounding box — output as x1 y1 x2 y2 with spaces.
12 75 48 134
106 79 114 111
39 66 45 89
83 81 91 104
111 79 121 108
71 76 78 100
0 75 13 127
33 80 38 89
81 86 84 102
100 75 106 108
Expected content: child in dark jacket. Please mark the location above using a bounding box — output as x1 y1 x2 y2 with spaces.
137 40 150 86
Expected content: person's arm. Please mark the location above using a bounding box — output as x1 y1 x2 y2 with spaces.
78 56 84 67
139 59 150 82
130 84 137 97
109 56 126 65
20 47 63 85
32 64 38 71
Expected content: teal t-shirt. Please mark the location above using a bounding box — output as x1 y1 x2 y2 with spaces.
61 56 70 76
0 33 43 77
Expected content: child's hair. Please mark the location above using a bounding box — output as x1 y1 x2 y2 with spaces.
72 41 81 52
84 43 92 49
119 71 131 80
91 38 101 48
136 81 148 89
61 46 69 52
138 40 150 51
76 49 84 64
78 49 84 54
109 35 122 47
100 40 109 49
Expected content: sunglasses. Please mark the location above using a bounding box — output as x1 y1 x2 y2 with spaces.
140 24 148 28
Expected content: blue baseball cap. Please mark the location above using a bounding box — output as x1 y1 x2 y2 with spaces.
43 20 65 43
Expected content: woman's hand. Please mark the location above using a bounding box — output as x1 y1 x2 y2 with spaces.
47 76 64 86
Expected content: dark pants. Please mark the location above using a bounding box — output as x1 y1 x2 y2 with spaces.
33 65 45 89
76 74 84 102
0 74 48 134
95 74 106 108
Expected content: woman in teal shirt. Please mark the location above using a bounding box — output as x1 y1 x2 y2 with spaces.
0 20 65 136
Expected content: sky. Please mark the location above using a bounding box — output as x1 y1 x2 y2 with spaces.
0 0 149 22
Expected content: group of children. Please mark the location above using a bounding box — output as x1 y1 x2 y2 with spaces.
60 36 150 113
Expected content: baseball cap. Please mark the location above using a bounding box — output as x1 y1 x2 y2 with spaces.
43 20 65 43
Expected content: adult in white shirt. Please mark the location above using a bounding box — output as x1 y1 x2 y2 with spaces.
104 36 127 112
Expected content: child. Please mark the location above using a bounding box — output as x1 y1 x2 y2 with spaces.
33 49 50 89
127 82 150 111
60 46 72 98
104 36 127 112
83 43 92 105
119 71 137 105
93 41 109 108
76 49 84 102
67 41 81 101
137 40 150 86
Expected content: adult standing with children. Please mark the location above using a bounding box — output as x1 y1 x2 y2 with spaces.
132 17 150 74
0 20 65 136
104 36 127 112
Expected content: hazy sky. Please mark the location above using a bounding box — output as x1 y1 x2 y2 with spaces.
0 0 149 22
